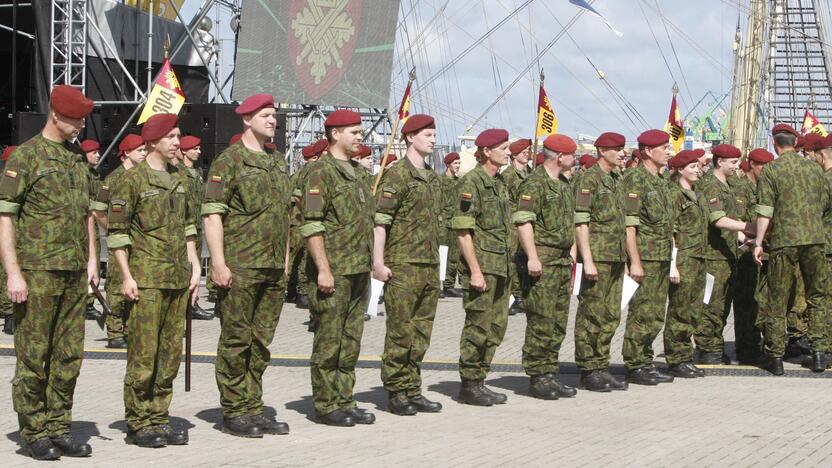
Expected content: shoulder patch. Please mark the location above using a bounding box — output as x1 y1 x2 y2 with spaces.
96 185 111 203
518 193 533 211
576 188 592 210
205 174 225 201
0 169 20 197
624 192 639 212
109 199 128 224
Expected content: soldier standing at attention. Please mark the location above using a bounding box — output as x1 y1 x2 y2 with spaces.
300 109 375 427
81 138 106 321
108 113 201 448
452 128 512 406
572 132 629 392
202 95 292 438
0 85 97 460
0 145 14 335
503 138 532 315
621 129 675 386
754 124 832 374
439 152 464 298
373 114 444 416
513 134 579 400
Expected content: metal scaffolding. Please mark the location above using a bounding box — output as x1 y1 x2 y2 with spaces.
50 0 88 91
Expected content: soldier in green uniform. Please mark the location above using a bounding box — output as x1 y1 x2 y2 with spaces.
203 95 292 438
693 144 754 365
812 136 832 367
0 145 14 335
373 114 444 415
513 134 578 399
108 113 201 448
179 135 213 321
81 139 106 322
440 152 463 297
0 86 97 460
572 132 630 392
300 109 375 427
754 124 831 374
452 128 512 406
621 129 675 386
502 138 532 315
663 150 707 378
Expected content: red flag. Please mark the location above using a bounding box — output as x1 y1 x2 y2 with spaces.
398 81 412 124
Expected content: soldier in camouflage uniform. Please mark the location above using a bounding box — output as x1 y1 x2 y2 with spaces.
373 114 444 416
572 132 629 392
81 139 106 322
513 134 578 400
621 130 676 386
753 125 831 374
0 145 14 335
440 152 463 297
107 113 201 448
300 109 375 427
0 86 97 460
813 137 832 367
502 138 532 315
663 150 708 378
203 95 292 438
452 128 512 407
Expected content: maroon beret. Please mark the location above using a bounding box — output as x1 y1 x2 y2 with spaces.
325 109 361 127
803 133 824 151
302 139 328 160
235 94 274 115
637 129 670 147
534 151 545 166
594 132 626 148
748 148 775 164
771 123 800 138
631 149 642 160
667 150 699 170
443 152 460 165
475 128 509 148
796 135 805 149
355 144 373 158
543 134 577 154
382 154 397 166
814 135 832 151
80 139 100 153
579 154 597 169
264 142 276 151
50 85 94 119
180 136 201 150
118 134 144 154
2 145 16 161
141 113 178 142
400 114 435 135
739 160 750 172
508 138 532 155
229 133 242 145
693 148 706 157
711 144 741 159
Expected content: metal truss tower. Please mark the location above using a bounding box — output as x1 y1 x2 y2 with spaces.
50 0 88 91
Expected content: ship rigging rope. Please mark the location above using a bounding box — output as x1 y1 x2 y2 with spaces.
637 0 690 111
652 0 695 110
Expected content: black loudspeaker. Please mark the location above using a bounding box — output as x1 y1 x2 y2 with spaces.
179 104 242 146
84 105 140 143
11 112 46 144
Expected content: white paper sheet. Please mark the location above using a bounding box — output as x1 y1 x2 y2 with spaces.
670 247 678 275
703 273 715 304
572 263 583 296
621 275 640 311
367 278 385 316
438 245 449 283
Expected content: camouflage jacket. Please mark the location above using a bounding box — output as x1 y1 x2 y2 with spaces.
756 151 829 249
824 170 832 255
572 163 627 263
88 164 108 212
502 163 531 212
669 183 708 260
290 162 316 228
0 134 93 271
100 164 129 292
184 165 204 232
375 157 442 265
451 163 510 277
512 168 574 266
107 159 197 289
439 173 459 229
622 164 674 262
695 171 742 261
299 154 374 276
202 142 291 270
728 174 756 223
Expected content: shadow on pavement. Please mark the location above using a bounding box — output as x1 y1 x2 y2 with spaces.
284 396 316 422
352 386 388 411
195 407 278 431
7 420 106 457
109 416 195 434
426 380 459 401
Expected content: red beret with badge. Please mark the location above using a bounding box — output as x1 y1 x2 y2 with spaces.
579 154 597 169
693 148 706 158
475 128 509 148
637 129 670 147
382 154 397 166
739 160 750 172
141 113 178 142
180 136 201 150
355 144 373 158
80 139 100 153
796 135 805 149
509 138 532 155
594 132 626 148
2 145 16 161
118 134 143 154
804 133 824 151
667 149 699 170
50 85 94 119
235 94 274 115
302 139 328 160
711 143 741 159
543 134 577 154
400 114 435 135
771 123 800 138
748 148 774 164
444 152 459 165
325 109 361 127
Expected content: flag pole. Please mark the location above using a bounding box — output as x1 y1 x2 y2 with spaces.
531 69 544 167
373 66 416 195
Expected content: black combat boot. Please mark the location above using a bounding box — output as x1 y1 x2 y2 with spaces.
106 336 127 349
2 315 14 335
808 351 828 373
626 367 660 385
295 294 310 309
688 363 706 377
345 408 376 424
508 298 525 316
543 373 577 397
457 379 493 406
49 435 91 457
125 427 166 448
155 424 188 445
250 414 290 435
191 303 214 320
667 362 698 378
580 370 612 392
529 375 558 400
409 394 442 413
759 355 784 376
223 415 264 437
316 409 354 427
388 392 417 416
599 370 628 390
28 438 61 460
442 288 463 298
696 351 723 365
645 364 675 383
480 380 507 404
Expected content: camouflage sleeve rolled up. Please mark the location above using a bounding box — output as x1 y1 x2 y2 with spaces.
621 171 643 227
755 165 775 219
201 152 237 216
451 175 478 231
106 173 137 250
698 179 729 224
511 177 539 225
0 151 29 214
299 168 330 238
88 166 108 212
374 169 403 226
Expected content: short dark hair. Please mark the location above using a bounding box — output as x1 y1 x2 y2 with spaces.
773 133 796 148
324 126 335 144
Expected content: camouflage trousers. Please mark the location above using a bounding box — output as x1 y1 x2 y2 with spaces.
522 263 571 376
623 260 670 369
104 280 127 340
759 245 831 356
381 263 439 396
508 228 522 299
215 268 284 420
0 264 12 318
442 228 460 290
733 251 762 358
664 256 705 365
574 262 625 371
694 259 736 354
459 273 510 381
287 228 308 297
787 264 809 340
309 272 369 415
12 270 85 444
124 288 187 433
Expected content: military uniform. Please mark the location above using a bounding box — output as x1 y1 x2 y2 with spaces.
98 165 130 341
0 135 93 445
287 163 314 301
375 157 442 398
86 164 106 314
300 154 374 416
202 141 291 421
501 164 530 303
107 159 197 434
729 174 763 360
440 172 461 289
0 156 10 325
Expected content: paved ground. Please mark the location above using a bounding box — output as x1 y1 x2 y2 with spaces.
1 283 830 467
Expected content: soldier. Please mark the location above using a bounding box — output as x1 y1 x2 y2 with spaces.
300 109 375 427
179 135 213 321
572 132 629 392
754 124 831 374
578 154 597 172
373 114 444 415
663 150 707 378
452 128 512 406
620 129 675 386
695 149 711 174
513 134 579 399
355 144 375 172
107 113 201 447
202 95 292 437
380 153 397 168
812 136 832 366
439 152 463 298
0 145 14 335
502 138 531 315
0 85 97 460
694 144 756 365
81 139 105 321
